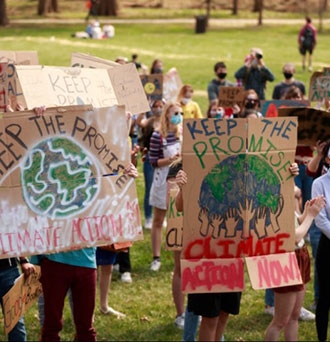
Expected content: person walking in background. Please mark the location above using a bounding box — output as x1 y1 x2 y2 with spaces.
85 0 98 22
272 63 306 100
298 17 317 72
234 48 275 100
177 84 203 119
207 61 234 105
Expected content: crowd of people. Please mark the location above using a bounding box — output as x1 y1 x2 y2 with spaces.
2 15 330 342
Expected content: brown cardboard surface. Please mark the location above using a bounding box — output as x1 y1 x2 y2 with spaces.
246 252 302 290
181 117 297 293
218 86 245 108
140 74 163 101
0 105 142 258
3 266 42 334
163 68 182 102
278 106 330 146
0 51 39 65
309 68 330 102
165 188 183 251
71 52 119 69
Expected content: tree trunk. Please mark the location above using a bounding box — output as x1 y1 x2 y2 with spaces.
253 0 261 12
98 0 117 16
232 0 239 15
38 0 58 15
257 0 263 25
0 0 9 26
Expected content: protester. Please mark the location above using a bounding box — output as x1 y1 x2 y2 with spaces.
136 99 164 229
150 59 164 74
207 61 234 105
312 145 330 341
298 17 317 72
131 54 148 74
85 0 98 22
148 101 182 272
272 63 306 100
265 196 325 341
177 84 203 119
0 257 36 342
234 48 275 100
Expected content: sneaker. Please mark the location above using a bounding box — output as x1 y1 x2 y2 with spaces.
264 305 274 316
174 313 185 329
120 272 132 283
145 218 152 230
150 259 161 271
100 306 126 318
308 66 313 72
299 307 315 321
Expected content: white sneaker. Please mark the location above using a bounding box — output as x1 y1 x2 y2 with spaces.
150 259 161 271
100 306 126 318
174 313 185 329
145 218 152 229
264 305 274 316
120 272 132 283
299 307 315 321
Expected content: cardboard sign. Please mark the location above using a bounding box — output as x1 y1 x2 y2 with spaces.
181 258 245 293
71 53 150 114
245 252 302 290
278 106 330 146
218 86 245 108
140 74 163 101
260 100 310 117
0 51 39 65
0 105 142 259
163 68 182 102
165 188 183 251
181 117 297 293
309 68 330 102
3 266 42 334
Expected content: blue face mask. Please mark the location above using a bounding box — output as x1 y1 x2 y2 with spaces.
170 112 183 125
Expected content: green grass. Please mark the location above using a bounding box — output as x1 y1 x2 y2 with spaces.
0 21 330 341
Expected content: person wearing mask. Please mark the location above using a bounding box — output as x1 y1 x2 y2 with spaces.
150 59 163 74
207 61 235 105
235 48 275 100
177 84 203 119
272 63 306 100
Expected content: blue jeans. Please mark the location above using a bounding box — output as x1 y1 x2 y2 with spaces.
309 221 321 303
294 163 313 208
265 288 274 307
183 306 199 342
0 266 27 341
143 154 154 220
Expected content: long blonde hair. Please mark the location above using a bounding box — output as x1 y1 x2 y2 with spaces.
158 101 182 139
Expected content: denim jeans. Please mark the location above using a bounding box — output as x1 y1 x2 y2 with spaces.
265 288 274 307
294 163 313 207
182 306 199 342
143 154 154 220
309 221 321 303
0 266 27 342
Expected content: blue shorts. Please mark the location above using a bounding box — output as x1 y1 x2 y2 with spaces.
96 248 117 266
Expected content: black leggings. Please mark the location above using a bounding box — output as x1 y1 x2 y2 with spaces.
316 234 330 341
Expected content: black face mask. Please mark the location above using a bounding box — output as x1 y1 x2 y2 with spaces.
283 72 293 80
217 73 227 80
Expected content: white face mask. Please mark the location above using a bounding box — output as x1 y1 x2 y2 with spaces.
181 97 191 105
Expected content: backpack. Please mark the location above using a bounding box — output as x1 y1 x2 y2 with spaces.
303 26 314 48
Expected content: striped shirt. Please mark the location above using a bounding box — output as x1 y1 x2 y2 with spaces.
149 131 178 167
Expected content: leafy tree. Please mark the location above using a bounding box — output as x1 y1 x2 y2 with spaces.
38 0 58 16
0 0 9 26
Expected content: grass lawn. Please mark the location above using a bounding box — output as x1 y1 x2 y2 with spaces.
0 20 329 341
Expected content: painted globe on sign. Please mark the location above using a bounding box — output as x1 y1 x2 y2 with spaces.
21 137 99 219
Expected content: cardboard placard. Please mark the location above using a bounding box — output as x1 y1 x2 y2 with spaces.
278 106 330 146
181 258 245 293
163 68 182 102
3 266 42 335
0 51 39 65
260 99 310 117
71 53 150 114
165 188 183 251
0 105 142 259
140 74 163 101
245 252 302 290
181 117 297 293
309 68 330 102
218 86 245 108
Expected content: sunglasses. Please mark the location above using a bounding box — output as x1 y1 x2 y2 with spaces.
173 111 184 116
